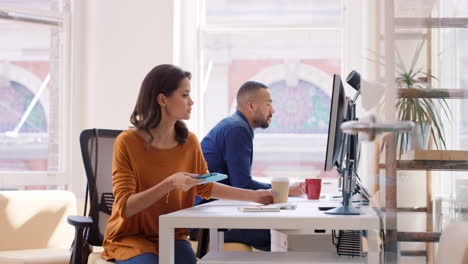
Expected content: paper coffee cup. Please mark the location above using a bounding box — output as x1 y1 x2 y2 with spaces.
272 177 289 204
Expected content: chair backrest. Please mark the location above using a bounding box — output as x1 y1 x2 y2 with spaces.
436 221 468 264
80 129 122 246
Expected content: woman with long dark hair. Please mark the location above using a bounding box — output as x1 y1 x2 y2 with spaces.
101 64 274 264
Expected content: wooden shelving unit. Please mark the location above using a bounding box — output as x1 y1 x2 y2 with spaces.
393 54 468 264
381 147 468 263
397 232 441 242
394 84 468 264
377 6 468 263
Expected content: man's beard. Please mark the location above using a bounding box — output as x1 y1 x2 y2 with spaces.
253 115 272 129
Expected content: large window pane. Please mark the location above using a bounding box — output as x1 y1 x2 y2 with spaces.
0 3 69 183
0 21 54 172
201 30 341 178
458 29 468 149
205 0 343 27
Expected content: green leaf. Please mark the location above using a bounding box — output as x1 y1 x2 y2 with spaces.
409 39 426 72
440 98 453 121
396 48 408 74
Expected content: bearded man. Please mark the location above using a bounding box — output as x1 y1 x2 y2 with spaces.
194 81 302 251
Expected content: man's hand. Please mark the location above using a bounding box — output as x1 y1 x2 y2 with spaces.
288 182 304 197
167 172 204 191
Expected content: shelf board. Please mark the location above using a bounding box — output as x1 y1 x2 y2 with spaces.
398 88 468 99
396 207 428 213
395 17 468 28
397 160 468 170
380 160 468 171
401 150 468 161
400 250 427 257
382 208 429 214
397 232 440 243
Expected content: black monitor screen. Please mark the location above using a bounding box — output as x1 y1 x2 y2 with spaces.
324 74 346 172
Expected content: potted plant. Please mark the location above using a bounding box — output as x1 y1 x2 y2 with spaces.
395 40 452 157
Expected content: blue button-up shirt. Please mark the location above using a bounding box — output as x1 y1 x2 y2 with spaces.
195 111 272 205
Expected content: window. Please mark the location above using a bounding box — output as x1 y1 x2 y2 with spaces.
179 0 343 180
0 0 71 189
448 4 468 150
435 0 468 223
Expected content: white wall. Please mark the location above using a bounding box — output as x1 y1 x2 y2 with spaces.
70 0 176 197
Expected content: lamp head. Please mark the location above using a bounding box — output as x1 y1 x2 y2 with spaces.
346 70 361 91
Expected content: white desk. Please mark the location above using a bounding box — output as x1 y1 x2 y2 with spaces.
159 198 381 264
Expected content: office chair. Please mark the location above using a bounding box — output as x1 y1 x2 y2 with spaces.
68 129 122 264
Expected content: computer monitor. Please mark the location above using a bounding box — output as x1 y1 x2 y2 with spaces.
324 74 347 172
324 73 364 215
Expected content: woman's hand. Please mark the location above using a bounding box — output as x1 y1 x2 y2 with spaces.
252 189 275 205
167 172 204 191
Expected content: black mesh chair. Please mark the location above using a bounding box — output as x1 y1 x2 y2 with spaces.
68 129 122 264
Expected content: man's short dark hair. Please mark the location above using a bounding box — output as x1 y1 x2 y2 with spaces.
236 81 268 103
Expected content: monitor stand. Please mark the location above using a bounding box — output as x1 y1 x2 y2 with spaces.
325 205 363 215
325 97 365 216
324 165 365 215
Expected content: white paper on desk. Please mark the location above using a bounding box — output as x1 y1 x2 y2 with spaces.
238 203 297 212
238 205 280 212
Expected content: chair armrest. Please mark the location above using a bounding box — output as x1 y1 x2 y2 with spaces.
67 215 93 227
68 216 93 264
197 229 210 259
194 228 231 259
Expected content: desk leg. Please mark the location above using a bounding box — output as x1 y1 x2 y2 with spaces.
159 222 174 264
367 229 380 264
209 228 224 252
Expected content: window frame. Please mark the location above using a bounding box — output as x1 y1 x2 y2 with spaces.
0 3 72 187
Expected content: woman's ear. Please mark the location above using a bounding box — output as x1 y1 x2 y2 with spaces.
157 93 166 107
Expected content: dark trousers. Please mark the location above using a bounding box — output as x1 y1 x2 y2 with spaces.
115 240 196 264
193 199 271 251
224 229 271 251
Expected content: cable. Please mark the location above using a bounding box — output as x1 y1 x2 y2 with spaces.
351 167 372 201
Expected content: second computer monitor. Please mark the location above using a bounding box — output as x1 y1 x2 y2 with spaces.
324 74 347 172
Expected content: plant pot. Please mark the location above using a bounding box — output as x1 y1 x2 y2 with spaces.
405 122 431 152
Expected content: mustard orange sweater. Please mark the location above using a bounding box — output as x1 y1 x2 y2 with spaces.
102 129 213 261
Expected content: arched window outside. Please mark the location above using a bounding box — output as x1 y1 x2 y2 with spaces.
260 80 330 134
1 81 48 133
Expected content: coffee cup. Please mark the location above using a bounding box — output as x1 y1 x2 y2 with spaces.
271 177 289 204
299 178 322 200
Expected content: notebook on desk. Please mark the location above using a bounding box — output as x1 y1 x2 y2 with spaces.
238 202 297 212
238 206 280 212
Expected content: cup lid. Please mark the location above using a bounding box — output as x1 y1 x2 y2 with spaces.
271 177 289 182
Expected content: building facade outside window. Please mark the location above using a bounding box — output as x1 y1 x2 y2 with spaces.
0 0 71 190
179 0 344 180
